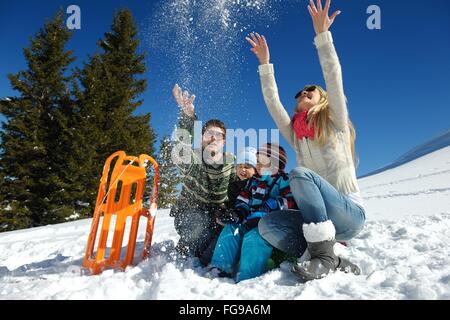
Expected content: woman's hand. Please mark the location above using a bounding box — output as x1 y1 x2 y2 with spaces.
308 0 341 36
172 84 195 118
246 33 270 65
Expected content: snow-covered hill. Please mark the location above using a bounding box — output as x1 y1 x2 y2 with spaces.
360 129 450 178
1 141 449 299
360 146 450 221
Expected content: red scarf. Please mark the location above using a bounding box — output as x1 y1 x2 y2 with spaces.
292 110 316 140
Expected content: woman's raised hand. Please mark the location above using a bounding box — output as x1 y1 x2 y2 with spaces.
172 84 195 118
308 0 341 35
246 33 270 65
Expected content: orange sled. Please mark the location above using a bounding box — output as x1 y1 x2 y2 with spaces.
83 151 159 275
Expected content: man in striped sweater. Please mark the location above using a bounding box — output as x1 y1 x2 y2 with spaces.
170 84 237 265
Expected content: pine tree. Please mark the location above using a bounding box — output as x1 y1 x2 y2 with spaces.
0 12 77 231
155 136 181 209
76 9 156 213
0 9 156 232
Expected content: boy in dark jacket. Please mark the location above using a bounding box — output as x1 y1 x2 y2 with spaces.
210 143 297 282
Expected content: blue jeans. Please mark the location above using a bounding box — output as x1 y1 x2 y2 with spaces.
289 167 365 240
258 210 307 257
211 224 273 283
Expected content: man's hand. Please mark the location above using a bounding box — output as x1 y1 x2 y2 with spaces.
308 0 341 36
173 84 196 118
246 32 270 65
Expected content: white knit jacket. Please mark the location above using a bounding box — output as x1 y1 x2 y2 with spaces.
258 31 360 195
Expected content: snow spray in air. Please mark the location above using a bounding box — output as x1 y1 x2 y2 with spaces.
143 0 290 120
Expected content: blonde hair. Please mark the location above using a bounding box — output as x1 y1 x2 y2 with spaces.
297 85 357 165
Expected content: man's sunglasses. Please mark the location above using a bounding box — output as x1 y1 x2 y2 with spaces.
295 86 317 99
204 129 225 139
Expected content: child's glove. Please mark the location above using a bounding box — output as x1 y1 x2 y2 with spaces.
242 218 260 231
246 211 267 220
262 198 281 213
241 211 266 231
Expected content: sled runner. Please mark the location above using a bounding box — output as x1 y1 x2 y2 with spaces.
83 151 159 275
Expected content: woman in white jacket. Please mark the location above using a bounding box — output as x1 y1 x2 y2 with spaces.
247 0 365 281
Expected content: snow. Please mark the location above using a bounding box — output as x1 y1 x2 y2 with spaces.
75 201 90 208
143 0 287 120
359 146 450 221
65 213 80 221
1 145 449 299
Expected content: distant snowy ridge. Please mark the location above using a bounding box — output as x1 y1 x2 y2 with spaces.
360 129 450 178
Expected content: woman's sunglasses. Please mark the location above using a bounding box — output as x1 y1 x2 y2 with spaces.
294 86 317 99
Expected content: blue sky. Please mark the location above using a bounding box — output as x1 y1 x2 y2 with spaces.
1 0 450 176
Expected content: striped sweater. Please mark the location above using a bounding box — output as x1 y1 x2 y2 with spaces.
235 172 297 226
170 113 236 218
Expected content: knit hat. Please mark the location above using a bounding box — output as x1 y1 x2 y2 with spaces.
236 147 257 168
257 143 288 171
